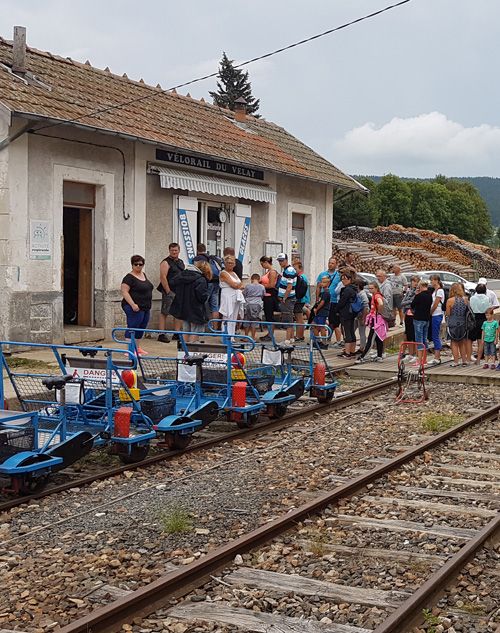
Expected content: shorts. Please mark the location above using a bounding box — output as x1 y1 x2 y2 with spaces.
484 341 497 357
293 301 305 315
328 303 340 328
207 283 220 313
279 297 295 323
161 291 175 316
313 315 327 326
182 321 205 334
392 294 403 310
341 317 356 343
243 302 262 322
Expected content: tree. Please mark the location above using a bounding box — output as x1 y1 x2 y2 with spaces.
333 177 377 229
209 52 260 116
371 174 412 226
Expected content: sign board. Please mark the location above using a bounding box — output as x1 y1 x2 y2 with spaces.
156 149 264 181
30 220 52 260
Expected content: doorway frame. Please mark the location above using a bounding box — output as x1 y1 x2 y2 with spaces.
63 204 95 326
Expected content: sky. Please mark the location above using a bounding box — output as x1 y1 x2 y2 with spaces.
1 0 500 178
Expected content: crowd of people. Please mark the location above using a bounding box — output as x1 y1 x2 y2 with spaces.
119 244 500 368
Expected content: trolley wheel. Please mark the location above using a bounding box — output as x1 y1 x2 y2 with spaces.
166 432 192 451
268 403 288 419
236 413 259 429
119 443 150 464
13 473 49 496
317 390 334 404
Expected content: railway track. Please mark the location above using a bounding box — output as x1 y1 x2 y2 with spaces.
0 378 396 513
57 402 499 633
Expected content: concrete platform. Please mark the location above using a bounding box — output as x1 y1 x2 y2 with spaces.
348 354 500 386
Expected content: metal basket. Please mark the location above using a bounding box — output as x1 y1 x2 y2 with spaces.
0 427 36 459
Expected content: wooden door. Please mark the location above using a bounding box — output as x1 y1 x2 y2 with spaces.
78 209 93 326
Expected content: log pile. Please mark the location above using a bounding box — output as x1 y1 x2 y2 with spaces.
334 226 500 279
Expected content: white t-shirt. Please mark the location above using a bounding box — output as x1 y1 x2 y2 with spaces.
486 288 500 309
432 288 445 316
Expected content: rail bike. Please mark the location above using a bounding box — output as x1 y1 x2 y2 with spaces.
0 341 158 494
207 319 338 408
112 328 267 430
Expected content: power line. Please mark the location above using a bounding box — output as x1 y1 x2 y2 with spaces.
33 0 411 132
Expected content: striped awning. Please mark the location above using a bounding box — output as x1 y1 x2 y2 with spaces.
149 165 276 203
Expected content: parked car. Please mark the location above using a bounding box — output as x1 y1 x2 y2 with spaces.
421 270 477 295
357 272 377 285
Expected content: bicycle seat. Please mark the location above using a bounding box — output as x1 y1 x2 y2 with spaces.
278 343 295 353
183 354 208 366
42 374 74 391
79 346 102 358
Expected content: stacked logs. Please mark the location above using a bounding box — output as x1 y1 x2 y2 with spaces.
334 226 500 279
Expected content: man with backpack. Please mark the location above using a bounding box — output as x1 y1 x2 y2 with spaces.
316 257 342 345
293 260 310 342
194 243 224 325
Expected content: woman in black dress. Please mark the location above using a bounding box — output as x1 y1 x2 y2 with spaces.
121 255 154 355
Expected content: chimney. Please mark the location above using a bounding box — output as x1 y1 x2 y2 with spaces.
234 97 247 122
12 25 27 75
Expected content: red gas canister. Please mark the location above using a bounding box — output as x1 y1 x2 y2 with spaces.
114 406 132 437
231 381 247 421
313 362 326 387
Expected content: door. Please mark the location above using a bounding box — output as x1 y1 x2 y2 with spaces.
63 207 93 326
292 213 305 262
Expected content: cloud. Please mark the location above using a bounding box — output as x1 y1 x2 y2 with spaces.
332 112 500 177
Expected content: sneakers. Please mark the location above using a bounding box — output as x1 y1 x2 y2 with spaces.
450 362 458 367
402 355 415 363
157 334 170 344
483 363 490 369
373 356 384 362
428 359 441 365
260 334 272 342
496 364 500 371
136 346 148 356
317 342 329 350
355 357 366 364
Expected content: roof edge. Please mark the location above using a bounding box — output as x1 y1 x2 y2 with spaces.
12 110 366 192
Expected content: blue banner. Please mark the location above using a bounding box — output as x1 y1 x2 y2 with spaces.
178 208 196 263
238 216 251 262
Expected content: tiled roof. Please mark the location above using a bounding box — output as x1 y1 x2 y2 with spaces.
0 38 365 191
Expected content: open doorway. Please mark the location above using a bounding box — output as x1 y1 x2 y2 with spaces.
63 207 93 326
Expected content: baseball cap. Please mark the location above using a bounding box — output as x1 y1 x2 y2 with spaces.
277 253 287 261
478 277 487 285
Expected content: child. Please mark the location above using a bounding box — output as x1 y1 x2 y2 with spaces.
481 308 499 369
243 274 265 339
310 276 331 349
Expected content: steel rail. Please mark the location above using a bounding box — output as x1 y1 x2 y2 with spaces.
373 513 500 633
0 378 395 513
58 403 499 633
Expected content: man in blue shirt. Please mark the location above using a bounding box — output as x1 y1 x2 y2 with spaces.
277 253 297 341
316 257 342 345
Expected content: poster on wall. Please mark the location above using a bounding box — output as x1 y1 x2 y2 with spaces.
29 220 52 260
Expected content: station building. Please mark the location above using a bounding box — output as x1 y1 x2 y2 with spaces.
0 28 366 343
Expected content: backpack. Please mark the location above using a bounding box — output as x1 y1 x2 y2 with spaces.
208 254 224 281
295 274 308 301
465 305 475 334
351 292 364 315
379 296 396 327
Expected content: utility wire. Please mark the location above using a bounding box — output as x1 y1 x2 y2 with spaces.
33 0 411 132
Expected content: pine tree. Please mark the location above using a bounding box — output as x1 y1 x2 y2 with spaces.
209 52 260 116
